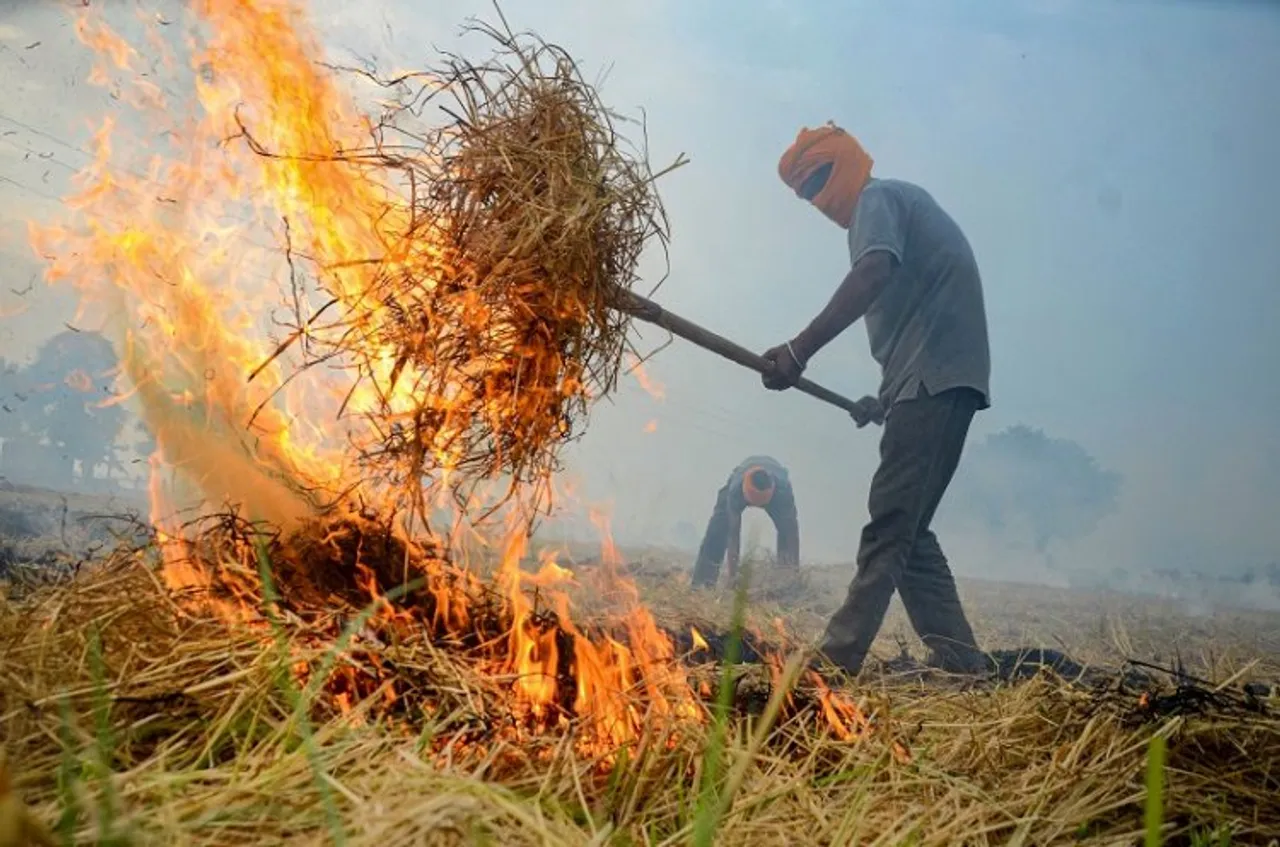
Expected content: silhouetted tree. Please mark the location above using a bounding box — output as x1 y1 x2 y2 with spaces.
672 519 698 549
0 358 23 483
109 418 157 487
947 424 1122 553
134 422 157 458
0 331 126 488
0 357 22 442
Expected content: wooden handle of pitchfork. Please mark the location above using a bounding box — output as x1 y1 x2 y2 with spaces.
613 289 871 418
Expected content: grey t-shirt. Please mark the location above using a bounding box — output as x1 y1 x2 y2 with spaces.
847 178 991 410
725 455 790 512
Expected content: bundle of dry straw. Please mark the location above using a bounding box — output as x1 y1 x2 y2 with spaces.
265 15 686 514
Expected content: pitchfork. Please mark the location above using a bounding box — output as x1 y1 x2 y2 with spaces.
614 289 878 422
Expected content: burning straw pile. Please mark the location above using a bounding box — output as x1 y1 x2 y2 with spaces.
258 14 685 513
132 509 875 753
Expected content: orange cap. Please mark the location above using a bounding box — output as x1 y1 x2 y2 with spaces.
777 122 874 229
741 466 776 507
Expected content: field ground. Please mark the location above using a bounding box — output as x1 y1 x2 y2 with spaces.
560 540 1280 685
2 483 1279 845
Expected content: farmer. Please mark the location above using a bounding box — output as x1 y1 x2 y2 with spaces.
691 455 799 588
761 122 991 676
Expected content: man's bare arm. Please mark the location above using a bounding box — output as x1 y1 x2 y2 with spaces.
790 251 897 365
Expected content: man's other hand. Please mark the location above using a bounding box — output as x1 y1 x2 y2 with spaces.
850 395 884 428
761 343 804 390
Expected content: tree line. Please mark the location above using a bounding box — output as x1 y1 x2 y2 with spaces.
0 329 151 491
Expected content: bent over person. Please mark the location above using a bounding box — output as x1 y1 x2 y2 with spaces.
691 455 799 588
761 122 992 675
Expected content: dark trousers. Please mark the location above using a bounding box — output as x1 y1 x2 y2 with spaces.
691 485 799 587
820 386 985 675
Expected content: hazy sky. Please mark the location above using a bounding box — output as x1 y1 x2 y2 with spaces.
1 0 1277 582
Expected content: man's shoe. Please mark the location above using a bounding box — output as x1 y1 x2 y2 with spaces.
925 647 995 676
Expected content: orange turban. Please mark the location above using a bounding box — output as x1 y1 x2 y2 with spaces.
741 466 776 508
777 122 874 229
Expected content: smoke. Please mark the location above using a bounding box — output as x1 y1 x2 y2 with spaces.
939 424 1280 610
944 424 1122 556
0 329 135 492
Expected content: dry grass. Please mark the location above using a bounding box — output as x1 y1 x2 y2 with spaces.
2 540 1278 847
0 482 146 599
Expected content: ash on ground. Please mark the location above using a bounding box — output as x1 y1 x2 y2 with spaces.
0 480 147 596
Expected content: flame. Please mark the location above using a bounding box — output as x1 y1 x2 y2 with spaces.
33 4 361 539
625 352 665 401
487 507 702 747
690 627 709 653
807 671 874 744
64 369 95 393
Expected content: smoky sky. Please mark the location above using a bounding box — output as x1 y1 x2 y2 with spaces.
1 0 1277 582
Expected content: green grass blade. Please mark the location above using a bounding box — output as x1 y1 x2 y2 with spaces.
87 625 126 844
691 566 749 847
55 696 80 847
1144 733 1167 847
254 539 347 847
250 534 426 846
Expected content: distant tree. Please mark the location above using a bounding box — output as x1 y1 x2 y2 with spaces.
0 357 22 443
135 421 157 458
946 424 1123 554
110 418 157 487
0 331 126 488
672 519 698 549
0 358 21 482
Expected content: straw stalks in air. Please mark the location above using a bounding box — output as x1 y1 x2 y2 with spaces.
248 13 686 520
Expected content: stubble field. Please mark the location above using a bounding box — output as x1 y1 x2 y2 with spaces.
2 482 1278 846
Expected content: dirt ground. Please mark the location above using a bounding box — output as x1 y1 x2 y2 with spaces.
564 542 1280 683
3 485 1279 845
0 480 147 590
3 481 1278 681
